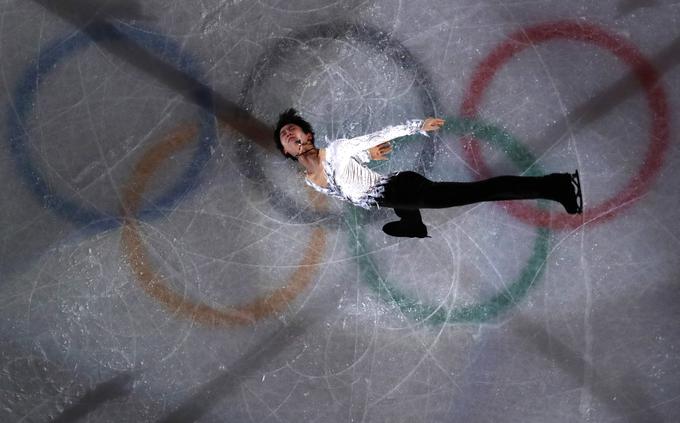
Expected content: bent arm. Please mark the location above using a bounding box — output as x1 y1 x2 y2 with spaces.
354 149 372 163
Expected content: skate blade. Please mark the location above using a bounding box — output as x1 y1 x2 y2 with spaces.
571 170 583 214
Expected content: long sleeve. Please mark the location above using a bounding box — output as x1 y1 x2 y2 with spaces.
319 119 428 209
337 119 425 158
353 149 371 163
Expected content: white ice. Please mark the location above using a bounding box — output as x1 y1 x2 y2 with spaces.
1 0 679 422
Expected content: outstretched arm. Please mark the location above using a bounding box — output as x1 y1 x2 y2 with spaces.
351 118 445 161
343 120 423 156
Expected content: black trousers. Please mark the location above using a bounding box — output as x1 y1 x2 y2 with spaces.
375 171 564 223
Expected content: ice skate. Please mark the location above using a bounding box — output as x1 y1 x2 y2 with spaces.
552 170 583 215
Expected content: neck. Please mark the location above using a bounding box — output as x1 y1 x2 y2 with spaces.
297 146 321 173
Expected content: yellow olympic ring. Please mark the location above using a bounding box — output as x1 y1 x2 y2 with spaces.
120 122 327 326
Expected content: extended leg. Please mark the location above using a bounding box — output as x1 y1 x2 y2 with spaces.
378 171 581 213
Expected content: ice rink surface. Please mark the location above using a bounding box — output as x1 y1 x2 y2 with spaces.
1 0 679 421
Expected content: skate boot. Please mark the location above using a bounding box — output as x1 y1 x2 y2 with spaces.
382 219 430 238
554 170 583 214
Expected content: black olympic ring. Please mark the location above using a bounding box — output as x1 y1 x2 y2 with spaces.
236 21 442 225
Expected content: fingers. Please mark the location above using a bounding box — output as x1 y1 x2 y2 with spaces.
373 142 391 152
423 117 445 131
372 142 392 160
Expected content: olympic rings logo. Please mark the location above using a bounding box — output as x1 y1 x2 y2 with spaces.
7 20 669 327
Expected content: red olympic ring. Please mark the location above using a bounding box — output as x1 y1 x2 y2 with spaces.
460 20 670 230
120 122 328 326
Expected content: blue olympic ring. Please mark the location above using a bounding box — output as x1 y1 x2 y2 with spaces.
6 22 216 232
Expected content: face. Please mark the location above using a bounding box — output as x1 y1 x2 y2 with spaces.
279 123 312 157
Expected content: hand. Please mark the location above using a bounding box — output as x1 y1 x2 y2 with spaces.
421 117 445 132
369 142 392 161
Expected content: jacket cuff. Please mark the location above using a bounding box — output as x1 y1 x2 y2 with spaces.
408 119 428 137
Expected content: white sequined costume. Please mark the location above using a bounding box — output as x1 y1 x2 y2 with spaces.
304 120 426 209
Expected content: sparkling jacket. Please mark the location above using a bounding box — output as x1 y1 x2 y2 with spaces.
304 120 425 208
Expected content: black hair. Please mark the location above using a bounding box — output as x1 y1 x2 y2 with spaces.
273 108 315 161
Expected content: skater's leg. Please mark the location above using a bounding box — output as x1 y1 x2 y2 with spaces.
378 171 580 213
422 175 560 208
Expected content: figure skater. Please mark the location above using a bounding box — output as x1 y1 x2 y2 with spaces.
274 108 582 238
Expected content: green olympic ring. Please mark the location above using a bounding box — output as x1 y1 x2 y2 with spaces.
350 117 551 324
